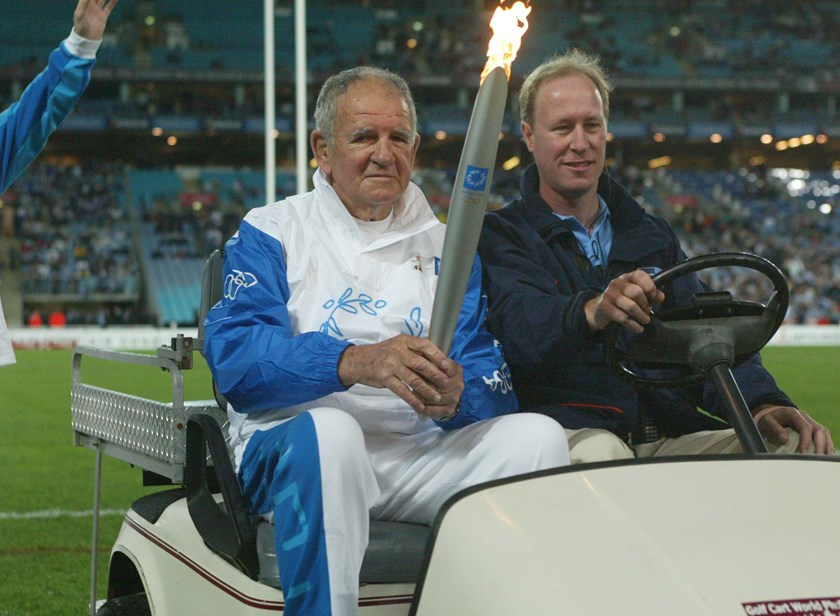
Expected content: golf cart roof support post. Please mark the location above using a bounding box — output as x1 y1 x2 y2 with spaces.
707 362 768 454
88 441 103 616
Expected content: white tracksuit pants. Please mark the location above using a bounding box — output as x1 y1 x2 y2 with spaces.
239 408 569 615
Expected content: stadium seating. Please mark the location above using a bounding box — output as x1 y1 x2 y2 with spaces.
5 0 839 83
3 158 837 327
4 0 839 150
2 2 839 327
655 167 840 324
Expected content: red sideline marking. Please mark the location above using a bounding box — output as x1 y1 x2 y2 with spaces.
12 340 78 350
743 597 840 616
562 402 624 415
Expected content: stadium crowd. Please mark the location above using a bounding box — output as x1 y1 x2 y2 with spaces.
6 161 138 299
669 173 840 325
1 158 837 327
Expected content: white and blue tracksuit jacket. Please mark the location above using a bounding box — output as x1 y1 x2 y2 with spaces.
0 31 99 366
204 169 518 466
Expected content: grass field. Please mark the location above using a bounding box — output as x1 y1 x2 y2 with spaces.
0 350 214 616
0 346 837 615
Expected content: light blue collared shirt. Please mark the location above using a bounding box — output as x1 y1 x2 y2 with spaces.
553 195 613 268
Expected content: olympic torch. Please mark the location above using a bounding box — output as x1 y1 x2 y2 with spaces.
429 1 532 354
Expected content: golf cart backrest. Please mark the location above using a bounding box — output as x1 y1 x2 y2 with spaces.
198 249 228 410
197 248 224 345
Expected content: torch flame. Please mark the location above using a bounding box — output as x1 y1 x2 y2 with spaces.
480 1 532 84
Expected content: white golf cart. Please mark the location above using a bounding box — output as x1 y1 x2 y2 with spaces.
71 251 840 616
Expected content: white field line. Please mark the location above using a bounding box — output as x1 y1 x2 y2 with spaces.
0 508 126 520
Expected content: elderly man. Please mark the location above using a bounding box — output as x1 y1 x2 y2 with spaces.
203 66 569 616
0 0 119 366
478 49 833 464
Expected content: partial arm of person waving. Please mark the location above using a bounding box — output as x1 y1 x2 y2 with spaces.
73 0 119 41
0 0 119 191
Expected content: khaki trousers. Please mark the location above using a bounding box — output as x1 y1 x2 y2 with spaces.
566 427 803 465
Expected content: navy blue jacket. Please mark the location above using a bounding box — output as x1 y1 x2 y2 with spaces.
478 164 794 441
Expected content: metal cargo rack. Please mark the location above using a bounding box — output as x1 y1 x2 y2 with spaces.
71 334 225 615
71 335 224 483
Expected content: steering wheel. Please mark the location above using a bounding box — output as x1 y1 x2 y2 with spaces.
604 252 789 389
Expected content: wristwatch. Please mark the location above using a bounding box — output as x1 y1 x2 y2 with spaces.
438 401 461 422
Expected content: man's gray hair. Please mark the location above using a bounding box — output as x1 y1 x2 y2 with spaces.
314 66 418 144
519 49 613 126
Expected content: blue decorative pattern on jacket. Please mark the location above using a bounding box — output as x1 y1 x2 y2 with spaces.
402 307 424 337
320 288 387 338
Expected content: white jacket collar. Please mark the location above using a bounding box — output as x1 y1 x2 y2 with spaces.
312 169 440 252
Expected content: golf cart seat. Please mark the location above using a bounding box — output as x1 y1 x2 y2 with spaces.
190 249 431 586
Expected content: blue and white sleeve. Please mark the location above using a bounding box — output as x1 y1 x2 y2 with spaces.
438 254 519 429
0 39 95 192
203 220 352 413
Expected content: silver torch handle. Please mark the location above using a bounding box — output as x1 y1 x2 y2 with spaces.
428 66 509 355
